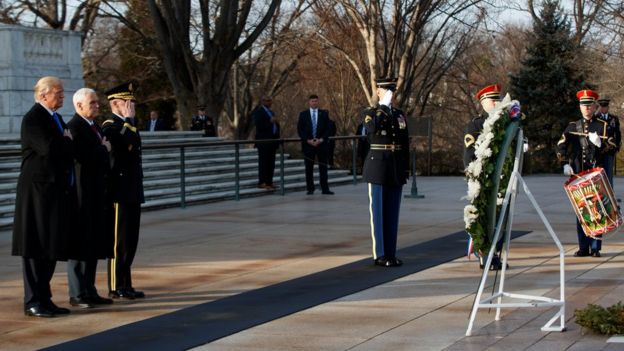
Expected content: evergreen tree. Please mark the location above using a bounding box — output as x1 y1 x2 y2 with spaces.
509 0 591 173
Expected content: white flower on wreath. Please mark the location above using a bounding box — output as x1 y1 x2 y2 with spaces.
464 204 478 228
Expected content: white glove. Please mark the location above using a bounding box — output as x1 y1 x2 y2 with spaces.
379 90 393 107
563 164 573 176
588 132 601 147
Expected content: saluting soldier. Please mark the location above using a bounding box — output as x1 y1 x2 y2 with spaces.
595 97 621 186
463 84 506 271
362 77 410 267
102 82 146 299
557 89 616 258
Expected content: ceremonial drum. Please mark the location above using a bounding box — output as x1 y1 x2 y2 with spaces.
564 167 623 238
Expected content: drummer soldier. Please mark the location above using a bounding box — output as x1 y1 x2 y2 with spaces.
595 97 621 186
557 89 616 257
362 77 410 267
464 84 506 271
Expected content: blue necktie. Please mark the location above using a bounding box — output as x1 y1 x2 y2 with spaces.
52 112 63 133
312 110 317 138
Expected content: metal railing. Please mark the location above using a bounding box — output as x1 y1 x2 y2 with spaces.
1 135 424 208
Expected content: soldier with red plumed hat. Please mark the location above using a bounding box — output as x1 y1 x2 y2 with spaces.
557 89 617 258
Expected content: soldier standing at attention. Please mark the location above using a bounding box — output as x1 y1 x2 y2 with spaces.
595 97 620 186
557 89 615 258
102 82 146 299
463 84 505 271
362 77 410 267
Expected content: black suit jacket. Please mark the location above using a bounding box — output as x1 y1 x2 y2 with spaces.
67 115 112 260
12 103 75 260
144 118 166 132
297 109 330 151
253 105 281 149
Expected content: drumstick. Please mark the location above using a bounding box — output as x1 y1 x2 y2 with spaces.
569 131 609 139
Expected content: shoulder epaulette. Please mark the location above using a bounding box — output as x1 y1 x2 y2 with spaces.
102 119 115 126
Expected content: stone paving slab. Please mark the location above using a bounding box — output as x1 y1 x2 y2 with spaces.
0 175 622 351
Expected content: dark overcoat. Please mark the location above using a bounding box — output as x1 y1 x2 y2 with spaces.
12 103 75 261
67 114 113 260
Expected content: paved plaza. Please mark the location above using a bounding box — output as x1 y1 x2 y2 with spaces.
0 176 623 350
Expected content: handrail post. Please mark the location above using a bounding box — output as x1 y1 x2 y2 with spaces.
180 146 186 208
405 139 424 199
235 143 240 201
352 137 358 184
279 139 285 196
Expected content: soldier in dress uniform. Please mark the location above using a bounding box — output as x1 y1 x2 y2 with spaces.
557 89 616 258
362 77 410 267
463 84 506 271
595 97 621 186
191 106 216 137
101 82 146 299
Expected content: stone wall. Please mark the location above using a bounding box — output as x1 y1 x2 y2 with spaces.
0 24 84 134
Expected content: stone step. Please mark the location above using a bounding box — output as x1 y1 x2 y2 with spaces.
142 159 303 180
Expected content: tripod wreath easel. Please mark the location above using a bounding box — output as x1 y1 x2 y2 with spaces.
465 127 566 336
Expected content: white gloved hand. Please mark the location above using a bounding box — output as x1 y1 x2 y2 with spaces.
563 164 573 176
379 90 393 107
588 132 601 147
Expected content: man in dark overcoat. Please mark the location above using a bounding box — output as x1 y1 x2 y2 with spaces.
253 96 281 190
297 94 333 195
12 76 75 317
66 88 114 308
102 82 146 299
362 78 410 267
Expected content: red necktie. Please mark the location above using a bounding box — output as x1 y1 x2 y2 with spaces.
91 124 102 141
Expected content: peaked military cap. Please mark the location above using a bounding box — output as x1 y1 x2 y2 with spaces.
476 84 501 101
376 77 398 91
105 82 136 101
597 97 610 107
576 89 599 105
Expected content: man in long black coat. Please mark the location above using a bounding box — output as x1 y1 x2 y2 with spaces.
102 82 146 299
12 76 75 317
253 96 281 190
66 88 114 308
297 94 333 195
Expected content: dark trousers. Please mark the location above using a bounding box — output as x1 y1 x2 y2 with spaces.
303 145 329 192
577 218 601 252
108 202 141 291
368 183 403 259
22 257 56 308
257 146 276 185
68 259 98 298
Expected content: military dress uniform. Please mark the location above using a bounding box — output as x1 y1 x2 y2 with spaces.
557 89 616 257
362 78 410 267
595 98 621 185
102 83 146 299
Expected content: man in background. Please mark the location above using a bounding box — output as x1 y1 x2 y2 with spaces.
253 96 281 190
145 110 166 132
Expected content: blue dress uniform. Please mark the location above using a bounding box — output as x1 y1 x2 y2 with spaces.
362 79 410 267
557 89 616 257
102 82 146 299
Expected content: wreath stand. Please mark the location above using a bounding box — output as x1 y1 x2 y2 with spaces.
466 128 566 336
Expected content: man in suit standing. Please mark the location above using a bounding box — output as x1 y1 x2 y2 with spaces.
297 94 334 195
253 96 281 190
66 88 114 308
145 110 166 132
12 76 74 317
102 82 146 299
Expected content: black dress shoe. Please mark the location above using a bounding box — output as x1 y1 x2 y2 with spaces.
591 250 601 257
128 288 145 298
45 301 70 315
24 305 55 318
574 249 591 257
387 257 403 267
87 294 113 305
374 257 389 267
109 289 135 300
322 190 334 195
69 297 94 309
306 190 314 195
